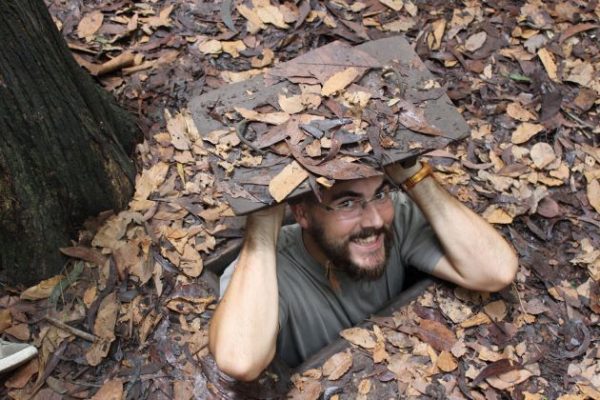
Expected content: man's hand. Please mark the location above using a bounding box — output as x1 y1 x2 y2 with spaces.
245 203 286 248
385 160 422 185
388 159 518 292
208 204 285 382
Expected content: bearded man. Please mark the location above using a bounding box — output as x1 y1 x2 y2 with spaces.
208 160 518 381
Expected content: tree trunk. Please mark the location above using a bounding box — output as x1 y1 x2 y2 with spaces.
0 0 138 285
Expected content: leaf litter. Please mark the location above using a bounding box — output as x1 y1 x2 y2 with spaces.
2 0 599 398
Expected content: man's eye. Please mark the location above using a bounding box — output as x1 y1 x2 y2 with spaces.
335 199 358 209
373 191 387 201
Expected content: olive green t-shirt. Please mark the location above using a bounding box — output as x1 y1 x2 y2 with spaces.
219 192 443 367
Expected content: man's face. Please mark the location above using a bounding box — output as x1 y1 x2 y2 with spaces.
299 176 396 280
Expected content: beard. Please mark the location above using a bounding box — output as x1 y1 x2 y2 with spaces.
306 222 394 281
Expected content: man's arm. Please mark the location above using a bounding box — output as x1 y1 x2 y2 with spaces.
208 204 285 381
386 162 518 292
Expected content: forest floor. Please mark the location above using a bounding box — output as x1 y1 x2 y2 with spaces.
1 0 600 399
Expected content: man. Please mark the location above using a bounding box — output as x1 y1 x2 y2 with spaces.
209 160 518 381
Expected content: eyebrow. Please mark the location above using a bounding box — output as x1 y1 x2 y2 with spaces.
328 182 389 202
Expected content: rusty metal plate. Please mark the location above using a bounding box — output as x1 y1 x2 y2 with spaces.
190 36 469 215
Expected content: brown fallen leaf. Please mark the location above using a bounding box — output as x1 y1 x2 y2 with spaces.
268 161 309 202
198 39 222 55
358 378 371 395
251 48 275 68
85 339 112 366
530 142 556 169
437 350 458 372
511 123 545 144
321 67 362 97
180 244 204 278
94 292 118 341
322 350 352 380
372 339 389 363
5 324 30 341
90 379 123 400
416 319 457 352
430 19 446 50
487 368 533 390
60 247 106 267
235 107 290 124
482 205 514 224
256 3 289 29
5 359 38 389
379 0 404 11
507 103 537 122
146 4 174 28
484 300 507 321
131 161 170 208
279 94 305 114
460 312 492 328
77 11 103 39
465 31 487 52
222 40 246 58
173 381 194 400
287 379 321 400
0 309 11 332
538 48 560 82
237 4 266 34
340 327 376 349
587 179 600 214
472 358 521 386
559 23 600 43
20 275 64 300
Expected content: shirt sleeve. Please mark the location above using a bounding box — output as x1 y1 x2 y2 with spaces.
394 192 444 274
218 256 239 298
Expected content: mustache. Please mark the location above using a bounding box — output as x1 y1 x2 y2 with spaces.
349 227 390 241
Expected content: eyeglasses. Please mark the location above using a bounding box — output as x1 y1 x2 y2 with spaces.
316 185 398 220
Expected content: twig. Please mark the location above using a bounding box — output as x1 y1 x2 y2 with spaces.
235 119 266 154
44 316 98 342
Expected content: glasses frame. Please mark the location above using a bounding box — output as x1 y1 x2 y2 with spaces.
315 182 400 218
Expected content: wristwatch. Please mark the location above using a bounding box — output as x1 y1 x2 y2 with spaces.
402 161 434 191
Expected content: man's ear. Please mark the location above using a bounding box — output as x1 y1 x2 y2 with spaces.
289 203 311 230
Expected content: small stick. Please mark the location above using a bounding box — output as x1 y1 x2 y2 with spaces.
43 316 98 342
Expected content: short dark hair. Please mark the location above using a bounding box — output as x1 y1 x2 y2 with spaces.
287 190 318 206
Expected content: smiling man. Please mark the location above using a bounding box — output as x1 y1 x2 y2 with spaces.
209 160 518 381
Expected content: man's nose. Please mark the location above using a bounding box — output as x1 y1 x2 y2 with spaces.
359 201 384 228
